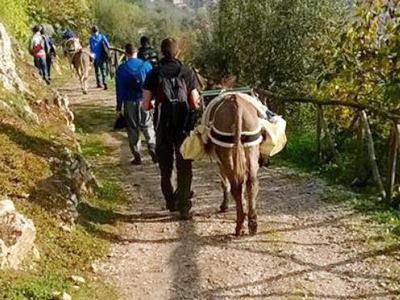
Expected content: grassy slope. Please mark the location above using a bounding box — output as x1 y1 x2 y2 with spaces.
0 54 123 298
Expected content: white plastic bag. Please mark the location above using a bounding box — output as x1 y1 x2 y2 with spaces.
259 116 287 157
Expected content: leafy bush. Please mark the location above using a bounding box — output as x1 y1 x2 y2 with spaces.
194 0 348 93
0 0 31 42
28 0 93 41
0 0 93 45
314 0 400 112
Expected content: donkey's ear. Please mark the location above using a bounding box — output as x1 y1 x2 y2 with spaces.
221 75 237 89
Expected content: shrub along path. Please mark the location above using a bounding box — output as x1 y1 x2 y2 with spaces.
60 77 400 300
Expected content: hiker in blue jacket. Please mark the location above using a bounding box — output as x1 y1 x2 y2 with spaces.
89 25 110 89
116 43 156 165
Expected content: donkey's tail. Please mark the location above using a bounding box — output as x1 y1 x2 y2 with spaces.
231 94 246 184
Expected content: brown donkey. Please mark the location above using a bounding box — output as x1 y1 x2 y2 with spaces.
71 50 91 94
63 39 92 94
206 94 262 236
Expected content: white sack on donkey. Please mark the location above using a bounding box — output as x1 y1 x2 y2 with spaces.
180 92 287 161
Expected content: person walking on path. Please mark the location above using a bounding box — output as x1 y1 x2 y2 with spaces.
89 25 110 89
116 43 157 165
138 36 159 68
62 29 76 40
142 38 201 219
40 27 56 81
30 25 49 84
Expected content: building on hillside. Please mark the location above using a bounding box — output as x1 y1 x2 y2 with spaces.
167 0 187 8
166 0 217 8
188 0 203 8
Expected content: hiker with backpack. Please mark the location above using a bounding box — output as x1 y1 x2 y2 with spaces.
62 29 76 41
142 38 201 219
40 27 56 81
138 36 159 68
89 25 110 90
116 43 157 165
30 25 49 84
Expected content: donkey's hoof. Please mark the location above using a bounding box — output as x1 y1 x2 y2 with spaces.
235 226 245 237
248 219 258 235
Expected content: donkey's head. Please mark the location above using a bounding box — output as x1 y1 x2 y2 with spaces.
206 75 237 90
193 69 237 92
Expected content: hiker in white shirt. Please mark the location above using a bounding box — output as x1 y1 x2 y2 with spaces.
30 25 49 84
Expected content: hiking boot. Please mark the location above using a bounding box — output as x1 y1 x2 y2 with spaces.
103 84 108 90
179 209 192 220
130 157 142 165
166 201 178 212
177 197 192 220
96 83 102 88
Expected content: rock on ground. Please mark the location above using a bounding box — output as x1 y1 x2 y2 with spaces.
0 198 37 270
0 22 29 93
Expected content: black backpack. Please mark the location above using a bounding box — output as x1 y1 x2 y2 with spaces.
158 66 190 135
138 47 159 67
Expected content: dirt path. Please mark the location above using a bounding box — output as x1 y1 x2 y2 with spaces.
60 78 400 300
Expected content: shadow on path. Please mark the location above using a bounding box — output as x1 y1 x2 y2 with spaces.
169 220 202 299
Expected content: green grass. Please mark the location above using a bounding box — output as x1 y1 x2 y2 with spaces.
79 179 127 224
79 133 108 157
275 128 370 186
277 130 317 171
73 105 115 134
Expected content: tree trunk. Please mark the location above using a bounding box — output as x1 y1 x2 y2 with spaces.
316 105 323 163
386 123 400 202
356 113 366 182
320 110 341 164
360 111 386 199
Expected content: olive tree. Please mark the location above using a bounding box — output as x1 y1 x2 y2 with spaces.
195 0 348 94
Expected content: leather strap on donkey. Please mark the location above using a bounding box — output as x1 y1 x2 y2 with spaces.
204 92 264 148
209 127 262 148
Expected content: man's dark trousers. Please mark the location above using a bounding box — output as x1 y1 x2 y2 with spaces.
156 131 192 215
94 59 107 87
46 56 53 79
34 57 48 82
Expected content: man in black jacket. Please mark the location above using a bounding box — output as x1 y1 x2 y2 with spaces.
142 38 200 219
138 36 159 68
